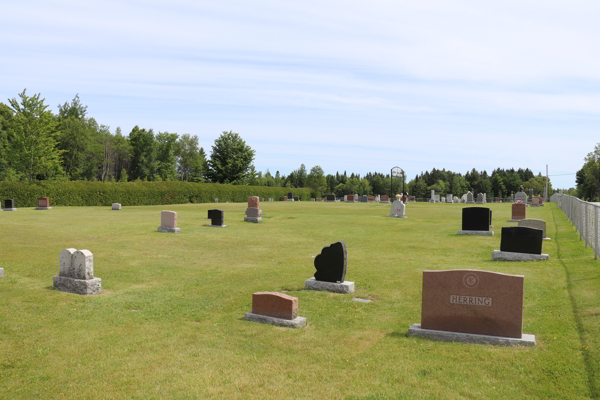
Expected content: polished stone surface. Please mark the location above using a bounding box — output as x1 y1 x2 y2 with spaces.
313 241 347 282
407 324 535 347
461 207 490 231
500 226 543 254
252 292 297 320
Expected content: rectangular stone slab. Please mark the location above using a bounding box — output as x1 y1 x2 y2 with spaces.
326 194 336 201
37 197 50 207
252 292 297 320
160 210 177 229
421 269 524 338
461 207 490 231
518 219 547 238
500 226 543 254
4 199 14 209
512 204 527 220
247 196 260 209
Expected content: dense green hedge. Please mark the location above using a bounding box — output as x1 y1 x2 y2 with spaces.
0 181 313 207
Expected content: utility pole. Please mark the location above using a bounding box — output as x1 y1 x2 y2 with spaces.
544 164 549 202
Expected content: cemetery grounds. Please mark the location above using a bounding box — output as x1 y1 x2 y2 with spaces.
0 201 598 399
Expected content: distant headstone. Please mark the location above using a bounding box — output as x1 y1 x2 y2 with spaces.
3 199 16 211
268 198 273 201
367 195 375 202
288 192 293 199
305 241 355 293
358 195 368 203
408 269 535 346
446 194 453 203
245 196 262 222
248 196 260 209
36 197 52 210
476 193 484 204
380 195 389 203
214 198 219 203
326 194 336 202
389 200 407 218
515 190 527 204
493 226 548 261
510 204 527 221
347 194 356 202
294 196 299 201
244 292 307 328
157 210 180 233
311 198 316 201
518 219 548 239
209 209 226 227
404 195 411 203
458 207 493 235
483 193 487 203
466 192 474 204
53 248 101 295
528 189 534 204
0 268 4 276
280 197 285 201
430 190 436 202
532 197 540 207
112 203 121 210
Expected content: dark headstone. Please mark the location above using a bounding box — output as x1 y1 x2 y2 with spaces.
358 195 368 203
288 192 293 199
461 207 490 231
4 199 14 209
528 189 534 204
293 196 299 201
209 209 224 226
326 194 336 201
279 197 285 201
500 226 543 255
314 241 347 283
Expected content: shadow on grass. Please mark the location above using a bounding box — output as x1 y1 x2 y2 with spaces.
385 331 408 339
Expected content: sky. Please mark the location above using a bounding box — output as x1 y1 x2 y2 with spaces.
1 0 599 189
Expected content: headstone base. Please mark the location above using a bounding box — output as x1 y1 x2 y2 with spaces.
53 276 101 295
208 224 227 228
466 201 474 204
157 226 180 233
243 312 307 328
2 208 16 211
492 250 549 261
304 277 355 293
544 237 551 241
388 214 408 218
36 207 52 210
457 230 494 236
407 324 535 347
380 200 390 203
476 201 484 204
507 219 525 222
244 217 262 223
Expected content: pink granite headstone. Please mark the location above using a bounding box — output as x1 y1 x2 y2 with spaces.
248 196 260 209
160 210 177 229
512 204 527 220
252 292 298 320
420 269 524 338
38 197 50 207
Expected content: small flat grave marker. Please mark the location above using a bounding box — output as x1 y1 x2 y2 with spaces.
244 292 307 328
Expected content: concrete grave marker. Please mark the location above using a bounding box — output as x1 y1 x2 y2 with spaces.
244 292 307 328
389 200 407 218
326 194 336 202
245 197 262 223
466 192 474 204
532 197 540 207
476 193 484 204
112 203 121 210
3 199 16 211
518 219 549 240
305 241 355 293
157 210 180 233
492 226 548 261
36 197 52 210
408 269 535 346
53 248 101 295
457 207 493 235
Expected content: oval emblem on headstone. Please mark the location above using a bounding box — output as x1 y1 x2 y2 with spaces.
463 273 479 288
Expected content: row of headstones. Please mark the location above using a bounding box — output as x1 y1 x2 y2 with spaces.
1 197 52 211
457 207 549 261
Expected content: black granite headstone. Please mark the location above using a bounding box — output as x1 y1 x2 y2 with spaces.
314 241 347 283
500 226 543 254
358 195 368 203
326 194 336 201
489 209 493 227
288 192 293 199
207 209 218 220
293 196 299 201
528 189 534 204
279 197 285 201
461 207 490 231
4 199 14 209
209 209 224 226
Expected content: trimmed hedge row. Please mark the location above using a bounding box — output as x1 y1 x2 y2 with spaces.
0 181 313 207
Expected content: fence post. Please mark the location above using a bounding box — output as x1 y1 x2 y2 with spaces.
596 205 599 260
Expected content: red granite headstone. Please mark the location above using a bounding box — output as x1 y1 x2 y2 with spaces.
380 195 389 202
248 196 260 209
252 292 297 320
420 269 524 338
37 197 50 207
512 204 527 220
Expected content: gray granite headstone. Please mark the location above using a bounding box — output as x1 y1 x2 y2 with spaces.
53 248 101 295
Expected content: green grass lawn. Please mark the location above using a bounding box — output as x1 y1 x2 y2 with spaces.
0 201 597 399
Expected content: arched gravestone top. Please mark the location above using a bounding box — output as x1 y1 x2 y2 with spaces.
461 207 490 231
500 226 543 254
518 219 547 238
314 241 347 283
421 269 524 338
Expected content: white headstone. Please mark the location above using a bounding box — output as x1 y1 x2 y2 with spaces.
389 200 406 218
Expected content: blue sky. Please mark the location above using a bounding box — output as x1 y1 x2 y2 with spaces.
2 1 599 189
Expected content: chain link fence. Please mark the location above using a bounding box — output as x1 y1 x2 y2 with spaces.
552 193 600 260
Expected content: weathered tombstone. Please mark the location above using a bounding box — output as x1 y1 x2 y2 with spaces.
157 210 180 233
367 195 375 202
294 196 299 201
305 241 354 293
537 196 544 206
244 292 307 328
209 209 226 227
476 193 484 204
528 189 534 204
311 198 316 201
53 248 101 295
446 194 453 203
36 197 52 210
453 196 459 203
3 199 16 211
518 219 549 240
466 192 474 204
288 192 293 200
280 197 285 201
492 226 548 261
407 269 535 346
515 190 527 204
268 198 273 202
214 198 219 203
326 194 336 202
380 195 389 203
111 203 121 210
509 204 527 222
532 197 540 207
430 190 436 202
358 195 368 203
347 194 356 202
389 200 407 218
458 207 493 235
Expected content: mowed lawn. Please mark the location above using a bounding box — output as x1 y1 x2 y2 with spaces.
0 201 597 400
